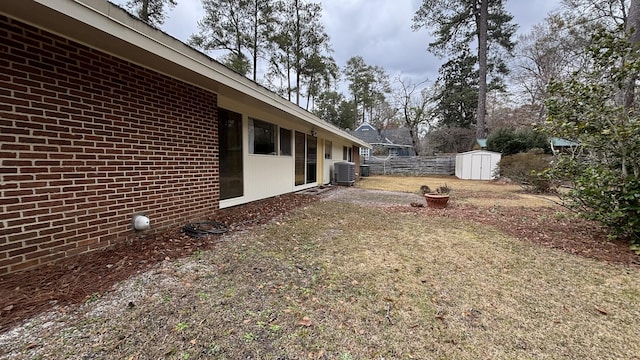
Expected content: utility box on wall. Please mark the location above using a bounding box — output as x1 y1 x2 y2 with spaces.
455 150 501 180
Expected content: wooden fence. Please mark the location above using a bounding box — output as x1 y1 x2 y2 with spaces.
362 155 456 176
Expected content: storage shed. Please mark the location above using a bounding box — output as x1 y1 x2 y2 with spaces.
455 150 502 180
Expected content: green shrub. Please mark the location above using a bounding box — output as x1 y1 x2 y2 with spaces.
487 127 550 155
540 28 640 244
549 154 640 243
497 151 554 193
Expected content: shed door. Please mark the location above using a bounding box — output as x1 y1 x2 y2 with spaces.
471 154 492 180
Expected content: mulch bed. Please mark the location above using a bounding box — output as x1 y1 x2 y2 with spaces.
1 189 638 333
394 202 640 267
0 194 317 332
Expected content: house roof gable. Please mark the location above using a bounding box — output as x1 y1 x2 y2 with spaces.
381 128 413 146
351 124 414 147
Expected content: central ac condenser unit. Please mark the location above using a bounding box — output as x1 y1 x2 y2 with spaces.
334 161 355 186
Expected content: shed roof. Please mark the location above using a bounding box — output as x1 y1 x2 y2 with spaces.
457 150 502 156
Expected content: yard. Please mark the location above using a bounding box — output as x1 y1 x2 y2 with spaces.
1 176 639 359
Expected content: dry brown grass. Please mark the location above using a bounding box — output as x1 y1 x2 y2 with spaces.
1 178 638 359
358 175 558 207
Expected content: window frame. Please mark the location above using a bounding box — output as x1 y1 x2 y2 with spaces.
343 146 352 161
279 127 292 156
249 118 277 155
324 140 332 159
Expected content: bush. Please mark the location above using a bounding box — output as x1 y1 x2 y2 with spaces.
549 154 640 243
486 127 550 155
497 151 554 193
541 26 640 244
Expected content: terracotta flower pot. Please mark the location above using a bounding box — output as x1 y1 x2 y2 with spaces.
424 194 450 209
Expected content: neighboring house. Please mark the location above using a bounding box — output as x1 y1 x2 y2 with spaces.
351 123 416 159
0 0 369 274
550 137 580 152
475 137 578 153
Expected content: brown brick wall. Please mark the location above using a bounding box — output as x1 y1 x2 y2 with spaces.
0 16 220 274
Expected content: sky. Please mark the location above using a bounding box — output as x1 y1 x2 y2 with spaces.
110 0 563 91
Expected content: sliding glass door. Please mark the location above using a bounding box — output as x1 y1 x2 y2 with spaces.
218 108 243 200
306 134 317 183
295 131 305 186
294 131 317 186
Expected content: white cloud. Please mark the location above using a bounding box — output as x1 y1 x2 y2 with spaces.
162 0 204 40
109 0 562 91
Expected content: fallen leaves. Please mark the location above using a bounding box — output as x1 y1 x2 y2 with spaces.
298 316 312 327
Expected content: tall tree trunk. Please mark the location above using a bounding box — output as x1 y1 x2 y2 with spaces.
295 0 301 105
623 0 640 177
287 59 292 101
476 0 489 139
625 0 640 109
252 0 258 82
141 0 150 22
409 128 420 156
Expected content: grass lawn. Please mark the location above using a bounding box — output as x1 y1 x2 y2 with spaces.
357 175 558 208
1 176 638 359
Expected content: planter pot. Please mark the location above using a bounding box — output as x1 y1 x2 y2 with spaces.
424 194 450 209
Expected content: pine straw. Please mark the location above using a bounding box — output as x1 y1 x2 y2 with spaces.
0 194 317 332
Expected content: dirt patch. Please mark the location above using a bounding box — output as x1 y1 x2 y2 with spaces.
322 186 424 207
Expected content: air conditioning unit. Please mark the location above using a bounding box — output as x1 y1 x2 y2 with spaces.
334 161 355 186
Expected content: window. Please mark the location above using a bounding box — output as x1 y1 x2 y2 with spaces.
343 146 352 161
218 108 243 200
280 128 292 156
324 140 332 159
360 147 370 159
249 118 276 155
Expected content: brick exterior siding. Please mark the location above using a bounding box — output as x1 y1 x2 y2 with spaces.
0 16 220 274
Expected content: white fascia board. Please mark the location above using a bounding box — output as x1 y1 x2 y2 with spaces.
12 0 369 149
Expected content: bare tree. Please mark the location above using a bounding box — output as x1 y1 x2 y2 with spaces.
561 0 628 27
511 15 590 120
395 77 434 155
